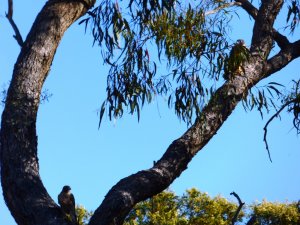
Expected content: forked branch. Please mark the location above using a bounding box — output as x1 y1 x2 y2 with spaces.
230 192 245 225
231 191 257 225
235 0 290 49
263 98 299 162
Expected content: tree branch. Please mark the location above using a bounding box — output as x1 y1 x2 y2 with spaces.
1 1 299 225
88 2 296 224
251 0 284 58
88 44 275 225
0 1 95 224
89 83 247 225
246 215 257 225
205 2 241 16
265 40 300 76
5 0 24 47
273 32 291 49
235 0 258 18
263 97 299 162
235 0 289 49
230 192 245 225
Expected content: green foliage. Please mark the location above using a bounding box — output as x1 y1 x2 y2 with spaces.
125 189 300 225
124 188 243 225
286 0 300 33
79 0 300 126
125 190 182 225
0 82 52 106
81 0 232 125
76 205 93 225
285 79 300 133
250 200 300 225
74 189 300 225
0 84 7 106
178 188 244 225
242 82 284 118
243 79 300 134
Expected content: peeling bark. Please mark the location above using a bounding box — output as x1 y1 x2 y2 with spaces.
0 1 95 225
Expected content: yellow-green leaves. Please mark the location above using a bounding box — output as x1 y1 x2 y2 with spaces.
74 189 300 225
124 188 244 225
76 205 93 225
151 7 206 63
250 200 300 225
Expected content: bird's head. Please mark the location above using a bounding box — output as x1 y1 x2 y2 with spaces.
62 185 71 193
236 39 245 46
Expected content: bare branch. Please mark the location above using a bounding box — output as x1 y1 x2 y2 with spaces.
230 192 245 225
205 2 241 16
5 0 24 47
263 99 297 162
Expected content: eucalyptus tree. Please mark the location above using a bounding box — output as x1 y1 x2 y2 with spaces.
1 0 300 225
126 189 300 225
78 189 300 225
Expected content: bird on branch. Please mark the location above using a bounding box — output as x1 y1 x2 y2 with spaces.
223 39 250 81
58 185 77 224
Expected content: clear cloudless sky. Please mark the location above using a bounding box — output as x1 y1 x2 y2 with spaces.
1 1 300 224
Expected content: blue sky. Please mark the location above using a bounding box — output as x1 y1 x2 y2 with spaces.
1 1 300 224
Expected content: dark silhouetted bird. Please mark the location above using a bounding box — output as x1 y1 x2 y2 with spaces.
58 185 77 224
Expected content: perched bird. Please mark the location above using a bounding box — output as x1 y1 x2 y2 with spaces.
58 185 77 224
223 39 250 81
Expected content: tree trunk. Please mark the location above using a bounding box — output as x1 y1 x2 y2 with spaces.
0 1 95 224
2 1 300 225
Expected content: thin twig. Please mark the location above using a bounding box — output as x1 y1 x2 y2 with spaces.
263 99 295 162
5 0 24 47
205 2 241 16
230 192 245 225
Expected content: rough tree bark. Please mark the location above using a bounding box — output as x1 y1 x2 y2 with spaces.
1 1 300 225
89 1 300 224
0 1 95 225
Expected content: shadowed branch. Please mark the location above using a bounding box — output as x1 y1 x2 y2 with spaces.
235 0 290 49
230 192 245 225
6 0 24 47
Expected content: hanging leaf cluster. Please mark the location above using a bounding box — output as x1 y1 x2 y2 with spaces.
242 82 284 118
80 0 234 125
243 79 300 134
286 0 300 33
148 2 231 124
151 6 206 63
285 79 300 133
